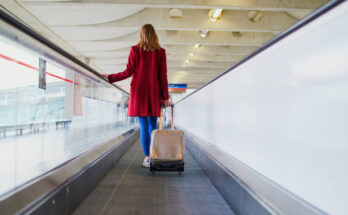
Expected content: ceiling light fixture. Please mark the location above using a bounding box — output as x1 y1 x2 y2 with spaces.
200 30 209 38
189 53 195 56
208 9 223 22
232 31 242 38
185 59 191 63
169 8 183 19
194 43 201 48
248 11 263 22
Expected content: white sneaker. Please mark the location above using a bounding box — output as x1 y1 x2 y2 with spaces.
142 158 150 168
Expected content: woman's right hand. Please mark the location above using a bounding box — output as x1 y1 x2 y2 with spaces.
162 99 171 107
101 73 108 78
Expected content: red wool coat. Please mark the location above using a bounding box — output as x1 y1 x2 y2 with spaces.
108 45 169 117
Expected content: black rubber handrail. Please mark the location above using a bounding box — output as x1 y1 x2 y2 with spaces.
0 6 129 95
174 0 343 105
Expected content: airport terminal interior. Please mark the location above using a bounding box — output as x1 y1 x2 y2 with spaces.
0 0 347 214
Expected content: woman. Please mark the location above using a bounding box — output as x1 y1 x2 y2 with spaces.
102 24 170 168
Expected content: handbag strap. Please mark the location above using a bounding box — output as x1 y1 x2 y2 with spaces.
171 105 174 130
159 108 163 130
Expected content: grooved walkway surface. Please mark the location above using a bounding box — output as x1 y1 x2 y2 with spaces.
73 138 234 215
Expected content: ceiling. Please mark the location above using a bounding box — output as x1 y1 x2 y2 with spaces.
1 0 329 92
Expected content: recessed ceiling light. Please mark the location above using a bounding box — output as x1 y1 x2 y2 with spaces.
185 59 191 63
248 11 263 22
232 32 242 38
200 30 209 38
208 9 223 22
189 53 195 56
169 8 183 19
194 43 201 48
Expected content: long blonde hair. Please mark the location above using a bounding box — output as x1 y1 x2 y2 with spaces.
137 24 161 51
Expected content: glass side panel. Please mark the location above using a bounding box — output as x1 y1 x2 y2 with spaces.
0 35 137 196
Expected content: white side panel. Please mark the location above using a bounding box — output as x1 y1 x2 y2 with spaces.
175 2 348 215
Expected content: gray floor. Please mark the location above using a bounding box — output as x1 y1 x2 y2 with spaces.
73 138 234 215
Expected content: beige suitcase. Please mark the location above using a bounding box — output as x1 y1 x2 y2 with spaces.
150 106 185 173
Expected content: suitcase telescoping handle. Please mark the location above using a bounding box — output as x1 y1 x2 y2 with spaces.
159 105 174 131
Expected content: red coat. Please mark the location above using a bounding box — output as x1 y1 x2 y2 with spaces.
108 45 169 117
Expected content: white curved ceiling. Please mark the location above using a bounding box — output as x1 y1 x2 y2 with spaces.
2 0 330 92
22 4 144 25
50 27 138 41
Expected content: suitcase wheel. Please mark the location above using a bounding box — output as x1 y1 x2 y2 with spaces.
150 164 155 174
178 167 184 174
150 162 184 174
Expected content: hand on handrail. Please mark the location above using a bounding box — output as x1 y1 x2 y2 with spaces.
101 73 108 79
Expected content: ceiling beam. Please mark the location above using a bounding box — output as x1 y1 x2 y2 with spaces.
81 45 258 58
62 30 272 48
96 60 234 71
168 71 220 79
90 54 244 64
19 0 326 12
68 31 272 51
47 8 297 34
67 30 266 51
114 78 206 89
56 28 274 45
168 60 234 68
98 66 225 74
68 41 260 52
93 60 235 70
168 54 244 62
167 67 224 73
169 76 219 83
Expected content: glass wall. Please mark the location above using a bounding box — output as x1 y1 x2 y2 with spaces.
0 34 137 196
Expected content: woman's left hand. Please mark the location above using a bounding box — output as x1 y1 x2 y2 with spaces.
101 73 108 78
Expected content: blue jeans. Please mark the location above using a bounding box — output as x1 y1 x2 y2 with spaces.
138 117 158 156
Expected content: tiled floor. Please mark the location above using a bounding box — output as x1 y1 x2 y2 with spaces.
73 138 234 215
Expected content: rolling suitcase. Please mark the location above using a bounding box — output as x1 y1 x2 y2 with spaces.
150 106 185 174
